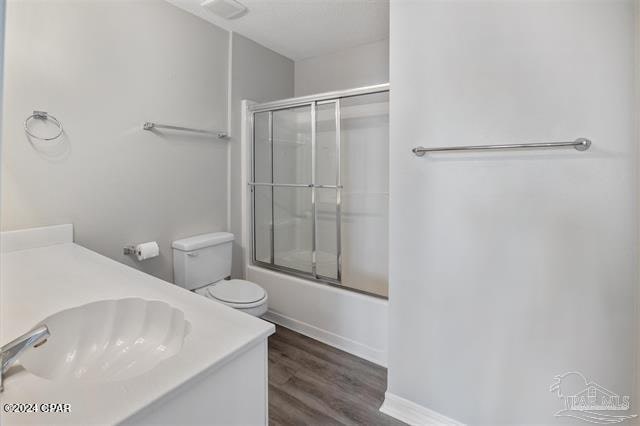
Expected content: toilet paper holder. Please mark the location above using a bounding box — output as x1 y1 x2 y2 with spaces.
123 242 159 259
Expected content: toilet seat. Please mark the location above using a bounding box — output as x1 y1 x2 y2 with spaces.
206 279 267 309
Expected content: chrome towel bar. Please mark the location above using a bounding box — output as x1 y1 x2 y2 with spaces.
412 138 591 157
248 182 343 189
143 122 227 139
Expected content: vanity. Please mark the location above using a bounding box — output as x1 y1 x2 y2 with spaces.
0 225 274 425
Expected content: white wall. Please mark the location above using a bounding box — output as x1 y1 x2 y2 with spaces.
0 0 4 209
636 0 640 411
1 0 229 282
388 1 637 424
1 2 293 284
294 39 388 96
229 32 294 278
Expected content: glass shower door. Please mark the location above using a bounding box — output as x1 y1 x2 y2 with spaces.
272 104 313 273
339 92 389 296
252 101 341 282
252 111 273 264
315 101 340 281
251 89 388 297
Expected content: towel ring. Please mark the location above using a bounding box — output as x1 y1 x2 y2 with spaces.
24 111 63 141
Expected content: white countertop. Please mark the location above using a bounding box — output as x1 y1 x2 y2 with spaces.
0 231 274 425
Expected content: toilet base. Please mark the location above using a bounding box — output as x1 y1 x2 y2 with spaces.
194 283 268 317
236 303 268 317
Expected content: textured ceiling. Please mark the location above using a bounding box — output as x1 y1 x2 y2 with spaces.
166 0 389 61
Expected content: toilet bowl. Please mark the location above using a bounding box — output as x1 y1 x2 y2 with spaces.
194 279 268 317
172 232 268 317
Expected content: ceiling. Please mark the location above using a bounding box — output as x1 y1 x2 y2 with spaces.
166 0 389 61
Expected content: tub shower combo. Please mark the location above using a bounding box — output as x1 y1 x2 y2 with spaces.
248 84 390 298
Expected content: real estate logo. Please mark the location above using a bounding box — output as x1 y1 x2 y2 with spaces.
550 371 637 424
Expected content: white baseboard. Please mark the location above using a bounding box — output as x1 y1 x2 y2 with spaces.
380 392 464 426
263 309 387 367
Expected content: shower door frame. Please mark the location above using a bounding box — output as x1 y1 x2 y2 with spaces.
248 83 390 294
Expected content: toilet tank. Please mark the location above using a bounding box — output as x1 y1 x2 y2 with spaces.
172 232 234 290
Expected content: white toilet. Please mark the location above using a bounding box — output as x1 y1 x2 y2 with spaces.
172 232 268 317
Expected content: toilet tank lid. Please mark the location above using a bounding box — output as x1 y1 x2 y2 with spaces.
172 232 234 251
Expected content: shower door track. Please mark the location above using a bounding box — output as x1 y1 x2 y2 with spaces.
249 83 389 113
249 83 389 298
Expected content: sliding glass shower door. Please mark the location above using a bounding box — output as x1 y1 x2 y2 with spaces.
250 87 389 297
272 105 315 275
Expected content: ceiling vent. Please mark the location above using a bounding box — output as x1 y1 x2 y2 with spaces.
201 0 247 20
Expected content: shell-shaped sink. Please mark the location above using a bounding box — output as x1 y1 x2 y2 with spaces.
19 298 190 382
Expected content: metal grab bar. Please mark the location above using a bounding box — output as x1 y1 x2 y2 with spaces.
248 182 343 189
412 138 591 157
143 122 228 138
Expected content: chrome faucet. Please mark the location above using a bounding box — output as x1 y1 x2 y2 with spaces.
0 325 49 392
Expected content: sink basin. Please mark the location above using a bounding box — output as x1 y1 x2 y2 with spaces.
19 298 190 382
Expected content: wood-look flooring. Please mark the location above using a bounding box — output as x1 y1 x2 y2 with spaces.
268 325 405 426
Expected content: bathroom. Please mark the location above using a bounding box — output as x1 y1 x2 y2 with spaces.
0 0 638 425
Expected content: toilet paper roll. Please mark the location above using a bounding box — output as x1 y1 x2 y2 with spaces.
135 241 159 261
